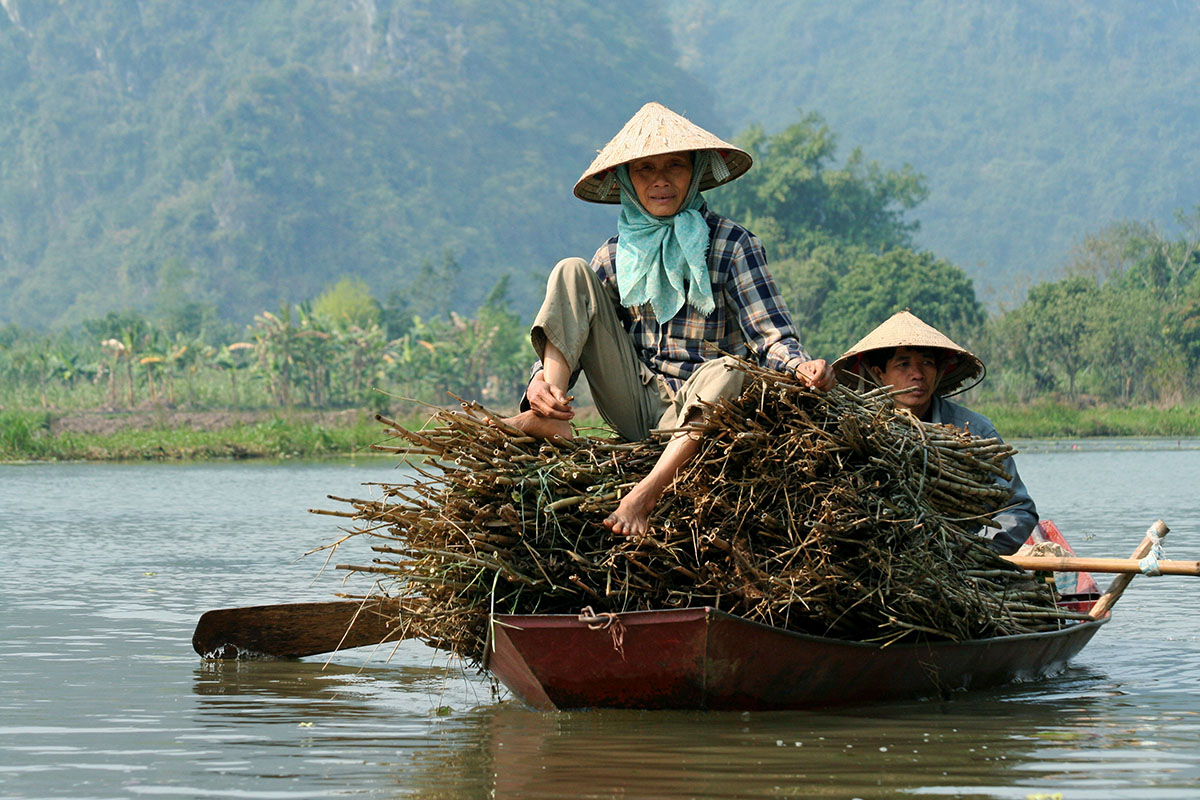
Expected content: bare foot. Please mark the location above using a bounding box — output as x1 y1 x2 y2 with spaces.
603 485 659 537
501 410 574 440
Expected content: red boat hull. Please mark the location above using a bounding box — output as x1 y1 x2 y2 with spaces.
486 521 1107 710
486 603 1106 711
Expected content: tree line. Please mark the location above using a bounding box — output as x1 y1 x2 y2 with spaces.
2 111 1198 416
711 112 1200 408
0 270 529 415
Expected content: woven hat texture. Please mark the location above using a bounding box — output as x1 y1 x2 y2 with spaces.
832 310 984 396
574 102 752 203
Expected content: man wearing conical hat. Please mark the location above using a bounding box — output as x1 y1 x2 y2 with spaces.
505 102 831 537
833 311 1037 554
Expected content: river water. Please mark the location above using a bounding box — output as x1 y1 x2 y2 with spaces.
3 442 1200 799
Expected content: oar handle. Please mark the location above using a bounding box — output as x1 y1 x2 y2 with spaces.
1089 519 1170 619
1003 554 1199 576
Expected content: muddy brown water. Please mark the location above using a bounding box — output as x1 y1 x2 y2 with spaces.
3 443 1200 798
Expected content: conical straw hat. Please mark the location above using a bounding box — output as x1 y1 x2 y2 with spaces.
832 310 985 396
574 102 752 203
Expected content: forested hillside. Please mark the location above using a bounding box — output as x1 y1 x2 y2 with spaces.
0 0 715 328
5 0 1200 331
670 0 1200 304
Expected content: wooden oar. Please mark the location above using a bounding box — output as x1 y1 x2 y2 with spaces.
1003 554 1198 576
1088 519 1170 619
192 598 404 659
999 519 1177 617
1003 520 1174 619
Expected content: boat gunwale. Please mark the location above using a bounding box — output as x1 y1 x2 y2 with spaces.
490 599 1108 653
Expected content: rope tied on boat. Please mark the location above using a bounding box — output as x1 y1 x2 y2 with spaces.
579 606 626 659
1138 523 1168 576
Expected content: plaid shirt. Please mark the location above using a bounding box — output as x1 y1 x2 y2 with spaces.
531 209 811 393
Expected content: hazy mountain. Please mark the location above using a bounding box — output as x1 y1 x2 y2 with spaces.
0 0 715 328
669 0 1200 306
5 0 1199 329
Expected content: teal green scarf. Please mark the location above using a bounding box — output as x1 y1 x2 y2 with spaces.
614 151 714 322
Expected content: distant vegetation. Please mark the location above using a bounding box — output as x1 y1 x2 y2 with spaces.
671 0 1200 305
4 1 1200 460
711 114 1200 408
3 111 1199 440
984 211 1200 406
0 266 529 417
0 408 392 461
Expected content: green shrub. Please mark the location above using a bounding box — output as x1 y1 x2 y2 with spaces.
0 411 52 458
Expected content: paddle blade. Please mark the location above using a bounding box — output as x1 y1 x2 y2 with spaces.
192 599 403 659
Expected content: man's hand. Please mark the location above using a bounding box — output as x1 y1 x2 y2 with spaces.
525 374 575 420
794 358 834 390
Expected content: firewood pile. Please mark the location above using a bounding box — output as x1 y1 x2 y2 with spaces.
313 360 1085 665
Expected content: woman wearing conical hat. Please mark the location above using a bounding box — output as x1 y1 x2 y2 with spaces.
504 102 832 537
833 310 1038 555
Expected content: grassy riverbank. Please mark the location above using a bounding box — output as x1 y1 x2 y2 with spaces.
5 401 1200 462
974 402 1200 438
0 408 423 462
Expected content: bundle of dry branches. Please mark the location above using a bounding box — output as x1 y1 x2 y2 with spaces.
314 361 1084 665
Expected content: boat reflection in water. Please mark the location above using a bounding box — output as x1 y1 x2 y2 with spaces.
481 685 1116 799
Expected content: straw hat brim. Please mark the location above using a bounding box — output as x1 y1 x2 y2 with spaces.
574 102 752 204
832 311 985 396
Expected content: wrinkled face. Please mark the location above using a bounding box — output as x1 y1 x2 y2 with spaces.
869 346 942 418
627 152 693 217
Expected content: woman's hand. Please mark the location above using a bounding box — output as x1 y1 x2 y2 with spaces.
794 358 834 390
525 374 575 420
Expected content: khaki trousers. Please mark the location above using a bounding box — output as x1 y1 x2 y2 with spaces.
530 257 746 441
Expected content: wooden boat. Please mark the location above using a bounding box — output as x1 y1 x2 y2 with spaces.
484 521 1106 711
198 520 1175 711
486 597 1103 711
